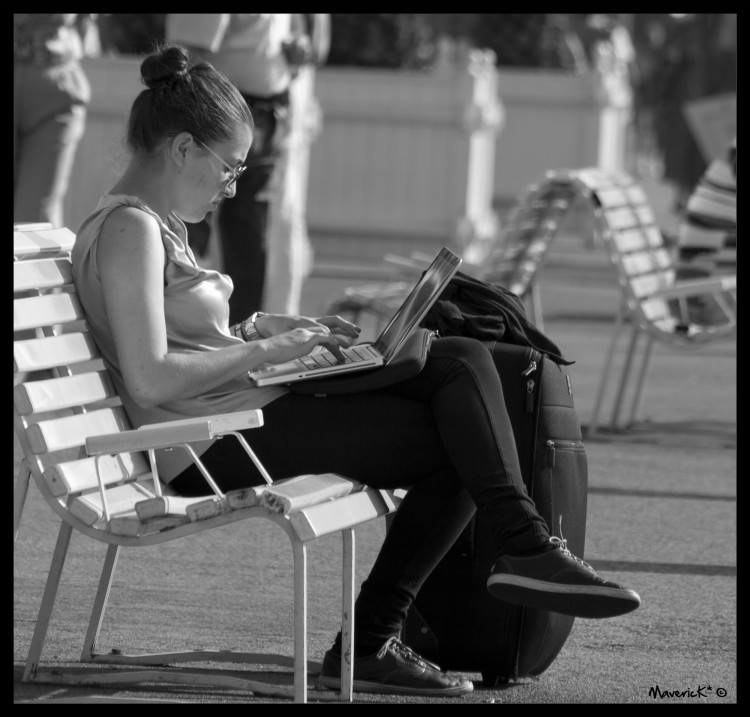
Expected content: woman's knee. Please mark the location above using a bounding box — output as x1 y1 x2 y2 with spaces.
429 336 493 372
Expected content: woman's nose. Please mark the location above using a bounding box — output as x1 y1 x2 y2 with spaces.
222 181 238 200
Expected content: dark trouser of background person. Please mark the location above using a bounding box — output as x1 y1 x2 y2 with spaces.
219 90 291 324
219 156 274 323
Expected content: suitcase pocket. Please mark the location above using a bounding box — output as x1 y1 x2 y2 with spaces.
535 439 588 556
516 438 588 679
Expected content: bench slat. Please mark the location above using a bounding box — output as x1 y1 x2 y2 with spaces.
14 333 99 372
604 207 639 231
611 228 650 253
643 226 664 247
26 407 129 454
14 372 116 416
14 222 53 231
630 274 670 299
595 187 629 208
635 206 656 225
44 452 151 497
641 298 674 322
14 293 83 331
14 258 73 292
135 495 222 521
14 227 76 260
289 488 402 541
621 251 673 277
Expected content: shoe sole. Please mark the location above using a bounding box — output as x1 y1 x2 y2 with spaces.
487 575 641 619
317 674 474 697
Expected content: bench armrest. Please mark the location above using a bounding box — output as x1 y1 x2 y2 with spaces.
650 274 736 301
85 409 264 456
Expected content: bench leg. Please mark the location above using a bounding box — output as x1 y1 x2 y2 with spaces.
14 460 31 542
625 334 655 428
292 539 308 703
587 310 626 438
610 324 641 430
81 543 120 661
341 528 355 701
23 521 73 682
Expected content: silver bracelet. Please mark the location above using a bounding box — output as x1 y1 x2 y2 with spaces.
240 311 266 341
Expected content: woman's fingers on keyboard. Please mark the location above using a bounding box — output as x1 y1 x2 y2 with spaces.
332 333 354 348
321 337 346 363
316 315 362 338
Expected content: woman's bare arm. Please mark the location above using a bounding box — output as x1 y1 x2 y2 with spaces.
97 207 345 408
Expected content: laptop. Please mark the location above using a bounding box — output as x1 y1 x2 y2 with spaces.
248 247 461 387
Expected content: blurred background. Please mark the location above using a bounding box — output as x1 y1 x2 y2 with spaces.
14 19 737 703
41 13 737 276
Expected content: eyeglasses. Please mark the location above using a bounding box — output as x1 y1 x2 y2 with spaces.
194 137 247 187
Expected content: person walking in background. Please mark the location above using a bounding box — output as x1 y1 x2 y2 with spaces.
641 14 736 213
166 13 324 322
263 14 330 315
14 14 96 227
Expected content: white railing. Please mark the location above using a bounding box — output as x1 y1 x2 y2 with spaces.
63 56 630 268
306 54 502 263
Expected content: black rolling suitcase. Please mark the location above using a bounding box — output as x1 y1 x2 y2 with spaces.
402 341 588 686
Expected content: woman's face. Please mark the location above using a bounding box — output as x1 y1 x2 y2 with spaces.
175 123 253 223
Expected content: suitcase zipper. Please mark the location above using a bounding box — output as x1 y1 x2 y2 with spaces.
521 360 537 413
546 439 585 468
519 351 542 490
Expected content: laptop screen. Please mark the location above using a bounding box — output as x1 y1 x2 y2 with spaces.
372 247 461 361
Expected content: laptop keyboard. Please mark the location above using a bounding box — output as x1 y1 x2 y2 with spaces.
299 344 374 370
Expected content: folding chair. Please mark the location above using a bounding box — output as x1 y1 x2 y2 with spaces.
479 168 735 434
532 169 736 435
14 226 404 703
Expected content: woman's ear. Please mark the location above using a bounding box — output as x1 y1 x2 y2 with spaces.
171 132 193 169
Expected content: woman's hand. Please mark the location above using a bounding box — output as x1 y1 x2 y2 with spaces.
256 313 361 344
254 314 362 366
260 325 347 365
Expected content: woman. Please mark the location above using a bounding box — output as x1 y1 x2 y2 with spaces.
72 44 640 698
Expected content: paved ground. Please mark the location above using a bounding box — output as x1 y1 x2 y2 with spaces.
14 185 736 704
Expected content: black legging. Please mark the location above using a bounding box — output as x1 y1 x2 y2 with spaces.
171 336 550 654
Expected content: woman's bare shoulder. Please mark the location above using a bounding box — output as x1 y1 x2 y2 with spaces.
100 204 160 238
98 205 164 258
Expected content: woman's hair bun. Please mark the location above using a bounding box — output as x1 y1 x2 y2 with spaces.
140 44 191 89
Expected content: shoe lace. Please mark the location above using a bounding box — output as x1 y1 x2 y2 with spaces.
379 636 442 671
549 516 595 573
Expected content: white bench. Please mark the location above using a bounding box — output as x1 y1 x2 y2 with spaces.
14 226 404 703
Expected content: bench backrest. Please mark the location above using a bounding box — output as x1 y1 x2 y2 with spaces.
568 168 679 333
14 225 76 261
14 229 162 537
484 180 579 297
490 167 728 334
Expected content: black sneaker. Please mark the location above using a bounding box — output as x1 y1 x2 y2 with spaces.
317 636 473 697
487 536 641 619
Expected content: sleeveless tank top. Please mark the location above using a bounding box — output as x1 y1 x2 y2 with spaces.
71 194 289 481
